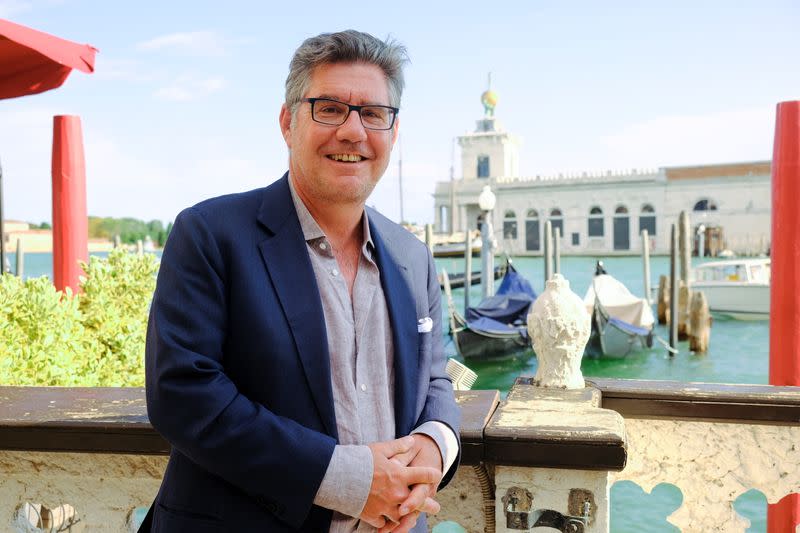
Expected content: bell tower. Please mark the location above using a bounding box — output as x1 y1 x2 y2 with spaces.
457 74 520 180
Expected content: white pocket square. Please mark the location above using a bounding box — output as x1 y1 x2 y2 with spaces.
417 317 433 333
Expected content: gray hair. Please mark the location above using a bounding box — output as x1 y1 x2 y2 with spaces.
285 30 409 113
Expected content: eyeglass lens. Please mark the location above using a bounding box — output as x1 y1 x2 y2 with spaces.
312 100 394 130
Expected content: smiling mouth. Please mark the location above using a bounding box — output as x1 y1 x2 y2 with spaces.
327 154 365 162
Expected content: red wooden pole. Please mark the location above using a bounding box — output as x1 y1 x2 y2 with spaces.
51 115 88 293
767 100 800 531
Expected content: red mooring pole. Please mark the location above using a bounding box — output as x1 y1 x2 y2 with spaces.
51 115 88 293
767 100 800 531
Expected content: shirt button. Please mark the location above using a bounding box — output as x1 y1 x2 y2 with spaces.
319 242 327 250
331 268 339 276
360 384 367 392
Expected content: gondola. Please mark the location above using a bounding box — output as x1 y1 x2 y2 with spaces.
583 262 654 358
442 262 537 360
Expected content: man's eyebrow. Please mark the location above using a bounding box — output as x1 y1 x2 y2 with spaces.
314 94 389 106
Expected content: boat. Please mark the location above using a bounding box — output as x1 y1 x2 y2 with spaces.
691 258 770 320
432 237 482 258
442 262 537 360
584 262 654 358
437 263 506 290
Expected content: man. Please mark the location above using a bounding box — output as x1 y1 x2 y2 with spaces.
144 30 461 532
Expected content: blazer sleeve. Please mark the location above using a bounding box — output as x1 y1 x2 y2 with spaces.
415 248 462 489
145 207 336 528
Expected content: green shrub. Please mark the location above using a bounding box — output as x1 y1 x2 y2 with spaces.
0 249 158 386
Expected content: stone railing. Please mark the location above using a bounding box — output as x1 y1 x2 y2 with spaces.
3 380 799 532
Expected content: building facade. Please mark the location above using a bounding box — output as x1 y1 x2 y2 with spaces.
434 111 771 256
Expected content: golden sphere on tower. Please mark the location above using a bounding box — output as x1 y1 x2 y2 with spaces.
481 90 498 116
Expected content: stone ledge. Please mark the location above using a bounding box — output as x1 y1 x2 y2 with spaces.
485 381 627 471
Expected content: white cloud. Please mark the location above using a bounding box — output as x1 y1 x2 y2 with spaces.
153 76 227 101
0 0 32 17
92 57 155 82
0 106 60 224
600 107 775 169
136 31 227 57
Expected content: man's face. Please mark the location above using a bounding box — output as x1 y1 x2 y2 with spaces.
279 62 399 207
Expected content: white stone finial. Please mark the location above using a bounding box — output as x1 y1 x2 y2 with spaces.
528 273 591 389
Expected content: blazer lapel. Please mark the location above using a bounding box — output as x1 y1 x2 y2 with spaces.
370 218 419 438
256 175 338 440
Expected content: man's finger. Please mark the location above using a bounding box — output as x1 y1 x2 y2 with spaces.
401 465 440 486
390 449 416 466
361 513 387 529
390 510 420 533
399 483 430 515
372 436 415 457
419 496 440 515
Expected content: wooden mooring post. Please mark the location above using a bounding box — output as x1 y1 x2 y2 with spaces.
424 223 433 253
553 226 561 275
15 238 24 278
669 224 678 355
543 220 553 285
642 229 651 305
689 291 711 352
463 230 472 312
657 274 669 325
678 211 692 340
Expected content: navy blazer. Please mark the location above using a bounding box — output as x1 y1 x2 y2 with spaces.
145 174 461 532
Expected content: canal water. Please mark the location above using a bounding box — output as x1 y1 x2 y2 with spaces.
11 252 770 531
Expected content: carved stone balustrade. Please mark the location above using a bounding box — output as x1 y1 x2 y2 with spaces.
2 380 800 532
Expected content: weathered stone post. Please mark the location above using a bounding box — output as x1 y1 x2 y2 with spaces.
485 274 626 532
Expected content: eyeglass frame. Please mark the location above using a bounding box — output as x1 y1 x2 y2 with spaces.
300 97 399 131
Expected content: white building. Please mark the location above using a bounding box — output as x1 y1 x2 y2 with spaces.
433 104 771 256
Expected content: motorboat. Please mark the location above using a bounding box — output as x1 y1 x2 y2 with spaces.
442 262 536 360
691 258 770 320
584 262 654 358
432 237 482 258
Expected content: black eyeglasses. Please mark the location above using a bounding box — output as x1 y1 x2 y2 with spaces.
301 98 398 131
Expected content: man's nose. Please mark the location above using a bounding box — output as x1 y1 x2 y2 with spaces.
336 109 368 142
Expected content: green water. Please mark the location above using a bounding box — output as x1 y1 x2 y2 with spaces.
436 254 770 532
12 252 771 531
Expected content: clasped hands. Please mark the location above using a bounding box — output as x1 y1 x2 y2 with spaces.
361 434 443 533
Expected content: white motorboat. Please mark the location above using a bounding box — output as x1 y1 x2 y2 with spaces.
691 258 770 320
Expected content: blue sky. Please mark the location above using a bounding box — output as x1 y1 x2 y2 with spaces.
1 0 798 226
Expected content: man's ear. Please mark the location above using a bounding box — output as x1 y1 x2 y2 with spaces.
279 103 292 147
391 116 400 146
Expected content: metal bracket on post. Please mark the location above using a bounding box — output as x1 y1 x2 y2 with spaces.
504 487 592 532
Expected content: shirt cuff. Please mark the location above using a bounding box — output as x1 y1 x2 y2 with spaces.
313 444 373 518
412 421 459 475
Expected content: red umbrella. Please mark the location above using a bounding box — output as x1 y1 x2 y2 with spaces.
0 18 97 275
0 17 97 99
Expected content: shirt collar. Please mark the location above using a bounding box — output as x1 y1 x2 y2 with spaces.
288 173 375 254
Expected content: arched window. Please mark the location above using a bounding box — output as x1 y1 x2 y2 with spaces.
613 205 630 250
588 206 604 237
503 210 517 239
525 209 540 251
693 199 718 211
549 208 564 240
639 204 656 236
